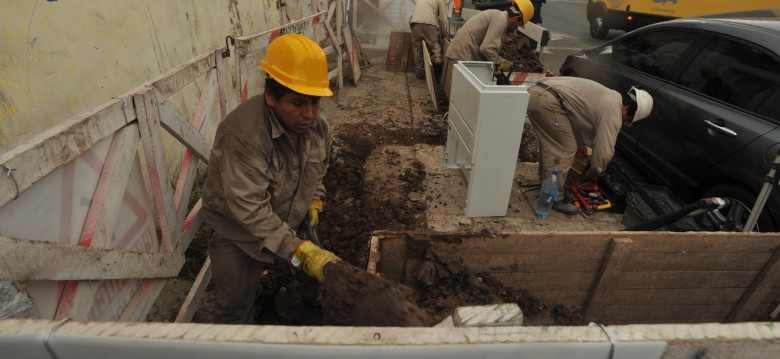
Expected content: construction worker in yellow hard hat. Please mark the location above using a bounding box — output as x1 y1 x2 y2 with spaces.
202 33 340 324
442 0 534 99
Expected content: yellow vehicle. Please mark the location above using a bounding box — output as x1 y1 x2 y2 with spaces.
587 0 776 38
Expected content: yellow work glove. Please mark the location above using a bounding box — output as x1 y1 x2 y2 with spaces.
309 198 324 227
290 240 341 283
497 60 513 72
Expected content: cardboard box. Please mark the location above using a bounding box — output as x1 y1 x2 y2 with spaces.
569 146 592 180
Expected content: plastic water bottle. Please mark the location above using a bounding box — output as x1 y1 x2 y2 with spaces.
535 169 559 218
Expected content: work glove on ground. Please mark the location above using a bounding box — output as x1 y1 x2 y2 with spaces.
309 198 324 227
497 60 513 72
290 240 341 283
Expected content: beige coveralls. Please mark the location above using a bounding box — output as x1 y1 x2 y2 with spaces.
410 0 449 77
202 95 330 324
443 9 510 99
526 77 623 193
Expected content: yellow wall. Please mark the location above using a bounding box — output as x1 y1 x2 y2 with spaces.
0 0 287 153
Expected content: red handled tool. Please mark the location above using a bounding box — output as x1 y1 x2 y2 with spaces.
569 181 612 215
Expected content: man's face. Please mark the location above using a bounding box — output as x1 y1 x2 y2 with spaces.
265 91 321 134
507 15 522 31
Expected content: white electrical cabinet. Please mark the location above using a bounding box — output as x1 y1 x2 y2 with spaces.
446 61 529 217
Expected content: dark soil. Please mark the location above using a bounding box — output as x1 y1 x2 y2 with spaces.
321 261 436 327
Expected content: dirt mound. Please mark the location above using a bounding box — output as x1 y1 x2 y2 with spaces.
321 261 436 327
500 32 546 73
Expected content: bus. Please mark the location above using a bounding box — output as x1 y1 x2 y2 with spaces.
587 0 776 38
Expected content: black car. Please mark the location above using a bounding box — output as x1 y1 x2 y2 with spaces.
560 11 780 231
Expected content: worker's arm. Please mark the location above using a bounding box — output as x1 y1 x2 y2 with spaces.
213 134 301 260
479 12 509 64
586 115 622 179
437 0 449 36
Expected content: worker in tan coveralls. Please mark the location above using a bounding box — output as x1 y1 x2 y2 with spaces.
410 0 449 80
202 34 341 324
527 77 653 215
443 0 534 99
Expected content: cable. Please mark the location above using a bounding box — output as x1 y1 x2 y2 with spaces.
589 322 615 359
1 163 19 200
43 317 70 359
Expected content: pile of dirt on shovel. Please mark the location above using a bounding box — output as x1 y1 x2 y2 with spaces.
321 261 437 327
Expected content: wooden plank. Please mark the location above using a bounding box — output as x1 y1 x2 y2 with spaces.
78 125 140 248
0 236 183 280
175 256 212 323
168 66 214 223
135 89 179 254
607 288 746 306
342 24 361 85
178 200 204 253
491 272 596 291
236 11 327 56
0 98 132 208
625 252 771 272
428 234 612 255
584 238 632 322
118 278 169 322
728 237 780 321
603 305 734 324
522 289 590 307
422 40 439 113
154 89 211 162
367 236 380 274
611 271 759 289
421 232 778 255
324 21 342 86
452 252 605 272
150 49 217 98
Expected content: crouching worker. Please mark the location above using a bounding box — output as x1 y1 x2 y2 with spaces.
202 33 341 324
526 77 653 215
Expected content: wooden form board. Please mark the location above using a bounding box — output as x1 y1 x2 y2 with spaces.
370 230 780 325
0 47 228 322
421 41 439 113
385 31 414 72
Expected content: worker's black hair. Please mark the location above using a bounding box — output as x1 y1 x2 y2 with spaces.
623 93 638 118
506 4 522 18
265 76 294 100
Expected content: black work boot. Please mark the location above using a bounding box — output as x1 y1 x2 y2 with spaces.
552 200 578 215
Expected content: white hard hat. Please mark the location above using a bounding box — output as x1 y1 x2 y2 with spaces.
626 87 653 125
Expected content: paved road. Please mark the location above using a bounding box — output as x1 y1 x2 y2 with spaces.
537 0 622 74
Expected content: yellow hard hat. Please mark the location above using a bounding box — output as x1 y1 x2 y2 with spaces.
511 0 534 28
258 34 333 97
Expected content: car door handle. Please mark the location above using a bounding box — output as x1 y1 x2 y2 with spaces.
704 120 738 138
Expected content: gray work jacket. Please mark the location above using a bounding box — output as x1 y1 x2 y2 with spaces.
202 95 330 261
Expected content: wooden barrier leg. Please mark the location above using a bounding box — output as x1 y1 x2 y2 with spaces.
584 238 633 323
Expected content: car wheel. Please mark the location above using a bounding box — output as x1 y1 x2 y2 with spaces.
589 8 609 39
700 184 777 232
